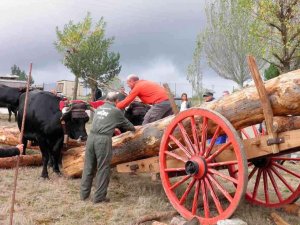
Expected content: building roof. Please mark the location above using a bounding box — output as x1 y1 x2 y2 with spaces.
0 74 19 79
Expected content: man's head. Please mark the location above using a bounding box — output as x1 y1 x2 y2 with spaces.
203 91 214 102
106 92 119 103
120 86 125 93
126 74 139 89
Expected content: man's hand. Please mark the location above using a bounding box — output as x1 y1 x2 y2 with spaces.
16 144 24 155
114 128 121 136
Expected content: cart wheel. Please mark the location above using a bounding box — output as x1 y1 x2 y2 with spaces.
159 108 247 224
229 125 300 207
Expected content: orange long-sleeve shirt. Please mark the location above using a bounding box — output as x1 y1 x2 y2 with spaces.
116 80 169 109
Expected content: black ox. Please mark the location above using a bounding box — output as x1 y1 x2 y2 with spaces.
18 90 89 178
0 84 24 122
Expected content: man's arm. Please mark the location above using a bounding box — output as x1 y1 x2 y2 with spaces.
116 110 136 132
116 87 139 109
0 146 21 158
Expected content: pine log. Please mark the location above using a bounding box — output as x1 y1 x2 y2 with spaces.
0 154 42 169
62 69 300 178
0 126 85 150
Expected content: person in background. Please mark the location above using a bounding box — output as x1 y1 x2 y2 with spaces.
117 74 173 125
222 90 230 97
203 91 215 102
0 144 23 158
180 93 191 111
80 92 136 204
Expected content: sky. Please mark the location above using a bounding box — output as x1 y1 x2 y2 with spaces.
0 0 237 98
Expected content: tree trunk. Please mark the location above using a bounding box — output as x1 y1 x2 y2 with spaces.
0 154 42 169
62 69 300 177
72 76 79 100
0 126 85 150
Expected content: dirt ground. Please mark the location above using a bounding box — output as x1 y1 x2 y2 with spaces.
0 113 299 225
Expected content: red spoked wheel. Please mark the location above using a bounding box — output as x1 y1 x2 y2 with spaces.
230 125 300 207
159 108 247 224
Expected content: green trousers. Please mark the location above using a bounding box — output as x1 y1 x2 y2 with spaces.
80 133 112 203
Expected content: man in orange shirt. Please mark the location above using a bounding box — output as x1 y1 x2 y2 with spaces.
117 74 173 125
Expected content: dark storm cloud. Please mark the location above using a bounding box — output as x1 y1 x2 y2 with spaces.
0 0 235 96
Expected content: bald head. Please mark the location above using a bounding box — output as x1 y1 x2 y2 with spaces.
106 92 118 103
126 74 139 89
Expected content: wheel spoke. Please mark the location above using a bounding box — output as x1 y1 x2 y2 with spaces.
192 180 200 215
252 168 262 200
267 168 283 202
208 174 233 203
179 178 196 205
272 161 300 179
252 125 259 136
200 117 208 156
204 126 221 157
164 167 186 172
241 129 250 139
169 134 192 158
270 167 295 192
208 160 239 168
165 151 188 163
205 177 223 214
208 168 238 184
248 166 258 181
206 142 232 163
190 116 200 155
263 170 269 204
170 175 192 190
201 179 210 218
178 122 196 155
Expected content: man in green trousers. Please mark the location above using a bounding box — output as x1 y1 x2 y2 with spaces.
80 92 136 203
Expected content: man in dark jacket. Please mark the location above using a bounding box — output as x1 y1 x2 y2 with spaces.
0 144 23 158
80 92 136 204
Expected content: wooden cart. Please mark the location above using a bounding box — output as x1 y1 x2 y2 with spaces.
116 57 300 224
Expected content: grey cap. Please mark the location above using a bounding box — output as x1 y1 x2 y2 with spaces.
203 91 213 97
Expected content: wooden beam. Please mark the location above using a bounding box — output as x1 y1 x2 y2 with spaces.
247 55 279 154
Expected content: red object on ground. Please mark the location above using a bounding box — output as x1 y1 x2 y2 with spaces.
89 100 105 109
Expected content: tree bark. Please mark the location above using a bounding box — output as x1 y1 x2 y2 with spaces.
0 154 42 169
0 126 85 150
62 69 300 177
72 76 79 100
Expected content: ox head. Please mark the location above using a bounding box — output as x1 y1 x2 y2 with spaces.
61 102 90 141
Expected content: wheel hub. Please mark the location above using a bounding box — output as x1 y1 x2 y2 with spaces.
251 157 271 168
185 157 207 179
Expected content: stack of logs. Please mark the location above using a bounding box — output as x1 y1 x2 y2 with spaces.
1 69 300 177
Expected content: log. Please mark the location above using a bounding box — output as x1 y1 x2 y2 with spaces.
270 212 290 225
0 154 42 169
62 69 300 177
0 126 85 150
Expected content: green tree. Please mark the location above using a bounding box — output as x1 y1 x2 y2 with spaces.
264 63 280 80
55 13 121 99
241 0 300 73
11 64 34 84
200 0 267 88
187 34 203 103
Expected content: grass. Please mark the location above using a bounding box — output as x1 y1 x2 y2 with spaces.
0 114 299 225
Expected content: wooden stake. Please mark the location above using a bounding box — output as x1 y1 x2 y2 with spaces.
247 55 279 154
163 83 179 115
9 63 32 225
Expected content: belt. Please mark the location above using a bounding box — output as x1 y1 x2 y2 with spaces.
90 130 110 136
153 100 169 105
